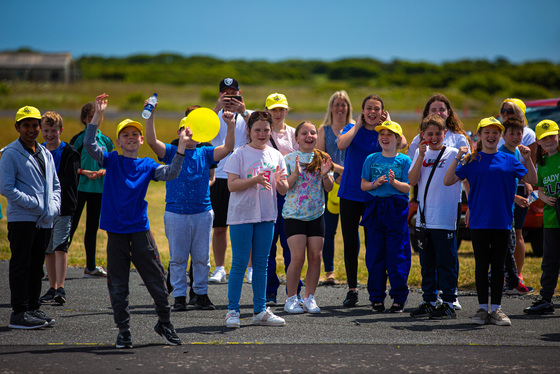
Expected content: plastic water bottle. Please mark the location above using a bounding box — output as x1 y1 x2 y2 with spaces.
527 191 538 205
141 93 158 119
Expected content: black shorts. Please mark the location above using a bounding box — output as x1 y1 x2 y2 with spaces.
514 185 529 230
210 178 230 228
284 215 325 239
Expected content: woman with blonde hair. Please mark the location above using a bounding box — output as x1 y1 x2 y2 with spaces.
316 90 353 284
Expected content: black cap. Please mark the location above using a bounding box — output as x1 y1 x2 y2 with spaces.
219 77 239 92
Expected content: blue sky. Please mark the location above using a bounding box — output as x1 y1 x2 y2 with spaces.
2 0 559 63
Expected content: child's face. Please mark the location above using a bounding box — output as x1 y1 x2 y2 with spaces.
267 107 288 125
249 120 271 149
117 127 144 152
537 134 559 155
41 123 62 147
503 127 523 148
296 123 317 152
378 129 399 151
331 97 348 123
428 101 449 122
362 99 383 127
421 125 445 150
479 125 502 151
15 118 41 146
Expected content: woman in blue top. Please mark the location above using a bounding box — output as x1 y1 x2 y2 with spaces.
337 94 406 307
444 117 536 327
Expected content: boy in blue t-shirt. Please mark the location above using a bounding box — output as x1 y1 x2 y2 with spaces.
144 100 235 311
84 94 188 349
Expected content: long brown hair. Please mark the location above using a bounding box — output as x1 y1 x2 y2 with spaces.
295 121 334 174
421 94 469 140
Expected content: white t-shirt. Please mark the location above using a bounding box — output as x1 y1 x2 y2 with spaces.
224 144 287 225
268 124 298 156
407 131 471 159
212 110 250 179
497 126 536 149
412 146 462 231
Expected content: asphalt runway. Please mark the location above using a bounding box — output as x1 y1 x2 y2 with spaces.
1 261 559 373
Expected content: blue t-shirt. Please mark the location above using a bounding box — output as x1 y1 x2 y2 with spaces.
42 141 66 173
338 124 382 202
456 151 526 230
361 152 411 201
161 143 215 215
100 151 161 234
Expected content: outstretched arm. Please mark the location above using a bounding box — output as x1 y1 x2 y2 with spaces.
214 111 235 161
144 99 166 159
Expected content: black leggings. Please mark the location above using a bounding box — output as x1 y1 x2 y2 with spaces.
339 198 366 289
471 229 509 306
70 191 102 271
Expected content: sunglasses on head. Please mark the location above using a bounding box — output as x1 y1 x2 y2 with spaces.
500 107 515 115
249 111 271 121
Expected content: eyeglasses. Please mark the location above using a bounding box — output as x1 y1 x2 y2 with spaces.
500 108 514 115
249 111 271 121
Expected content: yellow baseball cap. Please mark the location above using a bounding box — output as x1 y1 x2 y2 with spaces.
503 98 528 125
265 93 289 110
15 106 42 122
535 119 559 140
375 120 403 137
116 119 143 138
477 116 504 132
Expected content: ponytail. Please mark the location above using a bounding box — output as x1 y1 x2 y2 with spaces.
305 149 333 174
463 140 483 164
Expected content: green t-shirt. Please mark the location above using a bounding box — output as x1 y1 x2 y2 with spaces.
72 129 114 193
536 152 560 228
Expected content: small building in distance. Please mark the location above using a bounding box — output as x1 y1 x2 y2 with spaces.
0 51 77 83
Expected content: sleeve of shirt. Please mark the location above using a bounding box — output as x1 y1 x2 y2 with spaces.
341 123 355 136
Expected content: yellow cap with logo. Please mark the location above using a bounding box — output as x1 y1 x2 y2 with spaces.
116 119 143 138
15 106 42 122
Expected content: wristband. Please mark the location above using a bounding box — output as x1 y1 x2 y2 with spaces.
455 157 462 163
371 181 375 189
176 151 185 157
78 168 82 175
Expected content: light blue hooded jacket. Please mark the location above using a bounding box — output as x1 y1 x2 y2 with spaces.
0 139 61 228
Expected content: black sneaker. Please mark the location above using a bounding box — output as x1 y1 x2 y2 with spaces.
116 331 133 349
8 311 48 329
193 294 215 310
372 302 385 313
343 290 358 307
388 302 405 313
154 321 182 346
173 296 187 311
39 288 56 303
30 309 55 326
188 288 197 306
524 299 555 315
429 303 457 319
54 287 66 305
410 302 435 318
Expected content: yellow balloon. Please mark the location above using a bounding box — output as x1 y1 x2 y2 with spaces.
182 107 221 143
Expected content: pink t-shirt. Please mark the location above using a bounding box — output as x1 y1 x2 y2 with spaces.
224 144 287 225
268 124 298 156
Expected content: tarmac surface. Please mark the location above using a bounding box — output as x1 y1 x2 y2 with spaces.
1 260 559 373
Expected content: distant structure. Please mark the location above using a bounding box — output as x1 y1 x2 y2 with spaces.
0 51 77 83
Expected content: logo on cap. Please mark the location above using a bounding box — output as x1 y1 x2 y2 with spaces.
273 95 281 101
23 107 31 114
542 122 550 130
224 78 233 86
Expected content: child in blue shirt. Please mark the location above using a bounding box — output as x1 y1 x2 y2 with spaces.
84 94 188 349
145 99 235 312
360 121 412 313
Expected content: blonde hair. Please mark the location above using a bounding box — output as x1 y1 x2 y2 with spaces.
41 111 63 129
321 90 354 127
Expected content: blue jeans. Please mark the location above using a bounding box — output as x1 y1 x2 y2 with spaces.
228 221 274 314
322 194 339 273
267 194 302 296
419 229 458 303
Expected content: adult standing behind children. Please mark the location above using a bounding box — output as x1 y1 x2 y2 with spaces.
337 94 407 307
263 92 302 306
84 93 186 348
316 90 353 285
209 78 251 283
0 106 60 329
39 112 80 305
69 102 114 278
145 99 236 312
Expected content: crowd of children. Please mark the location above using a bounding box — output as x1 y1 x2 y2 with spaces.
1 80 558 347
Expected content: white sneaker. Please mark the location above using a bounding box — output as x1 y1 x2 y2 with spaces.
253 307 286 326
209 267 227 283
303 294 321 314
225 310 240 328
245 267 253 284
284 295 303 314
453 298 462 310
